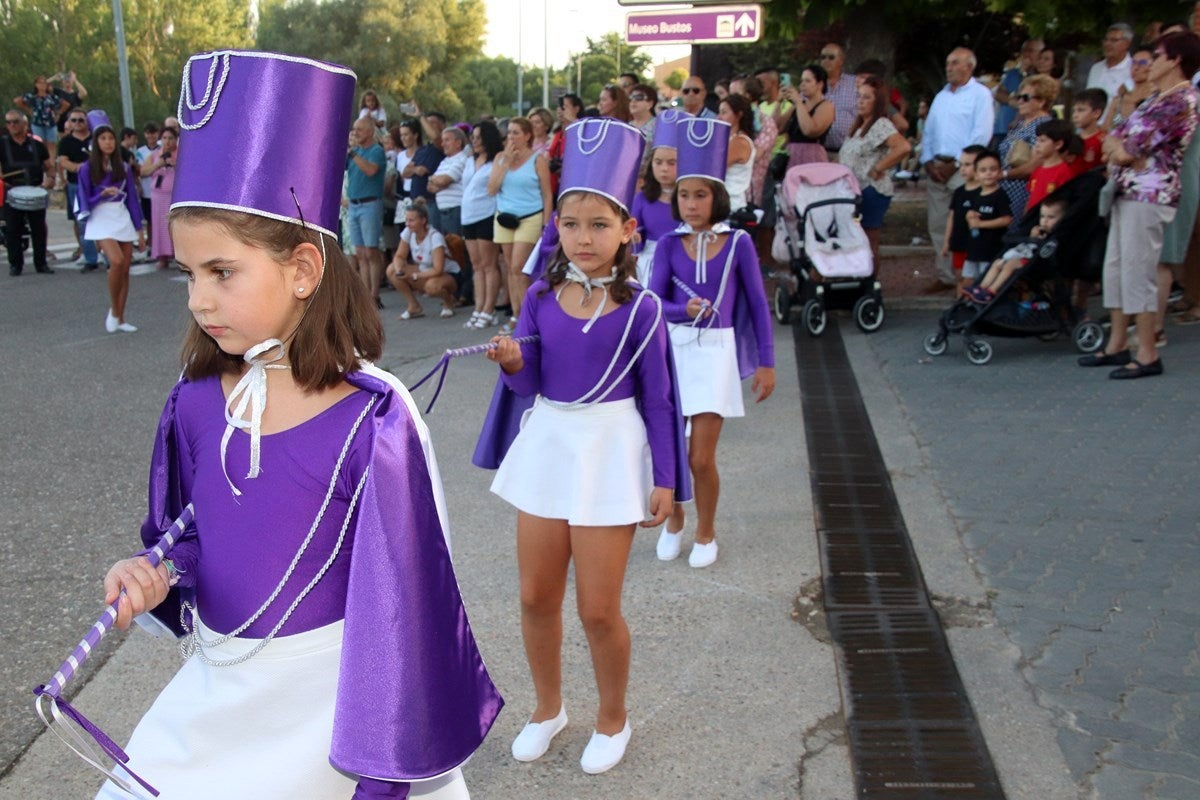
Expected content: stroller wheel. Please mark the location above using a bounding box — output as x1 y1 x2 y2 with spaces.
853 295 885 333
1073 320 1106 353
923 332 948 356
965 338 993 365
773 283 794 325
802 299 826 337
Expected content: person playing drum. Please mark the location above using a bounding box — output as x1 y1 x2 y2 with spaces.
1 109 55 276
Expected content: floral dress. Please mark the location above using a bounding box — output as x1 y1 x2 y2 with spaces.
1111 84 1199 207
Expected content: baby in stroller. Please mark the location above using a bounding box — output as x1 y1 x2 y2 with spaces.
965 196 1066 303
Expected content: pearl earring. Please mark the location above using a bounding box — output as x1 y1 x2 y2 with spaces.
297 287 306 294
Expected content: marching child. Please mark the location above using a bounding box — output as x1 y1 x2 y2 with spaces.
630 108 685 284
648 117 776 569
96 51 500 800
1071 88 1108 176
76 110 145 333
486 118 686 775
966 195 1066 304
960 151 1012 285
941 144 985 297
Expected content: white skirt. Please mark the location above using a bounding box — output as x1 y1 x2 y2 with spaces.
97 614 469 800
635 240 658 286
669 324 745 419
85 201 139 243
491 397 653 526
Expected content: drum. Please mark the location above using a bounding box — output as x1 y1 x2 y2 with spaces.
6 186 49 211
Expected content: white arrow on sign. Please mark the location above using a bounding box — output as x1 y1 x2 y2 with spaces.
734 12 756 36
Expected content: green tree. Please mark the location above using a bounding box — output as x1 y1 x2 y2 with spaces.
664 68 688 91
256 0 486 120
583 33 651 80
577 54 618 107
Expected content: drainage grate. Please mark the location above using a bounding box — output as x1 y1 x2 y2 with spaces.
795 321 1005 799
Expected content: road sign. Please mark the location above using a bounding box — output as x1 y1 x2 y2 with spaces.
625 4 763 46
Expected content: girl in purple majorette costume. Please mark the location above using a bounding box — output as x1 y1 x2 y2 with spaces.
94 51 500 800
76 110 145 334
483 118 689 776
648 117 776 569
630 108 686 285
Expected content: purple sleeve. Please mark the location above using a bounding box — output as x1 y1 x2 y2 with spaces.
498 286 543 396
735 232 774 367
353 778 410 799
75 166 96 218
139 386 199 588
634 297 677 489
648 237 691 323
631 193 647 254
124 170 144 229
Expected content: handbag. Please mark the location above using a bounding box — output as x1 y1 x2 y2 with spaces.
1097 173 1118 219
769 151 790 181
496 211 521 229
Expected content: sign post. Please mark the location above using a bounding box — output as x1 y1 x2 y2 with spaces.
624 4 763 46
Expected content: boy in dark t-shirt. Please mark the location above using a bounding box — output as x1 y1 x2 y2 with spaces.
961 151 1013 282
941 144 986 297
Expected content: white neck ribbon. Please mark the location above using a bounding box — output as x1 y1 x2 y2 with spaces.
220 339 288 496
561 262 618 333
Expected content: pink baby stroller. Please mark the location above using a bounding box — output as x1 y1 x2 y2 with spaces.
771 162 883 336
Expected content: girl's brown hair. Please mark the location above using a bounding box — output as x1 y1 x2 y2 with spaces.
670 177 731 225
170 207 383 390
88 127 126 186
541 191 638 300
848 75 889 138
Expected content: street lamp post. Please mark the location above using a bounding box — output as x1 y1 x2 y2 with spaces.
112 0 135 128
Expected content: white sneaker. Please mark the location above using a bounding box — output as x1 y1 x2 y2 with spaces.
439 307 454 318
656 526 683 561
117 322 138 333
688 540 718 568
105 310 118 334
580 719 632 775
511 706 568 762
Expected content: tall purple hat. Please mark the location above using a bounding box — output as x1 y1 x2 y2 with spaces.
650 108 689 151
559 118 645 213
171 51 356 239
676 117 730 184
85 109 111 132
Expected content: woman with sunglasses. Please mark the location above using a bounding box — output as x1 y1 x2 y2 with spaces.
1103 47 1155 130
996 73 1056 221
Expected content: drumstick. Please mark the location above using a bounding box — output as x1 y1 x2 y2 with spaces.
409 335 540 413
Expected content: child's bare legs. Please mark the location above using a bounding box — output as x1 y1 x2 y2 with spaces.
571 523 636 734
688 413 723 544
517 512 637 735
517 512 571 723
99 239 133 320
979 259 1020 293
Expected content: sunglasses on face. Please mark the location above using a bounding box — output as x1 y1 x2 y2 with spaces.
1015 93 1034 102
681 87 702 94
1132 58 1152 67
629 94 647 101
69 117 85 123
820 54 838 60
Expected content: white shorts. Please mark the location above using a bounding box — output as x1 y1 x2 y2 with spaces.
491 397 653 526
668 324 744 419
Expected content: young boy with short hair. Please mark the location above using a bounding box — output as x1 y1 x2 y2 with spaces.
1025 119 1079 212
941 144 987 296
960 151 1012 283
1070 89 1108 176
966 196 1067 303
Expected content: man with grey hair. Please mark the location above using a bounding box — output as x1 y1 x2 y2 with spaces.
428 126 470 238
919 47 994 292
1087 23 1135 99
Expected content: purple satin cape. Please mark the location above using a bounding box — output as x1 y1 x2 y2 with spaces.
522 214 560 282
471 293 694 504
140 371 502 781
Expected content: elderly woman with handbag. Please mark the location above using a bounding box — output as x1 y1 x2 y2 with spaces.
996 74 1057 220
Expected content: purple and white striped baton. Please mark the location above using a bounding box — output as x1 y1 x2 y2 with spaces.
32 503 195 798
671 276 719 329
409 335 540 413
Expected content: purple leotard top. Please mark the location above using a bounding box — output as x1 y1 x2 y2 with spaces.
647 230 776 368
502 281 678 489
630 193 677 253
156 376 371 639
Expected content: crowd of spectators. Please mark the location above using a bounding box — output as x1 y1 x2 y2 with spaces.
6 18 1200 372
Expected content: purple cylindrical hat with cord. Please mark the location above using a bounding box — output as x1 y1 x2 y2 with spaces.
558 118 646 213
171 50 356 239
650 107 690 151
675 117 730 185
85 109 111 132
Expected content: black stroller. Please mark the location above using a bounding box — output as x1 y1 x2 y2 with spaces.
922 168 1108 365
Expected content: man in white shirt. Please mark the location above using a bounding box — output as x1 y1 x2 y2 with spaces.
920 47 994 291
1086 23 1135 100
819 43 857 157
429 126 470 237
